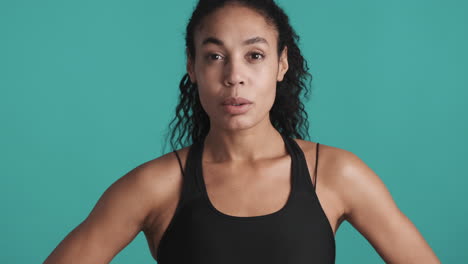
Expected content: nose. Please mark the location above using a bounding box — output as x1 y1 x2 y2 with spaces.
223 57 245 87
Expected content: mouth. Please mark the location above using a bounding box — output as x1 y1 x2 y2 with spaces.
222 103 252 115
221 97 253 106
223 103 248 106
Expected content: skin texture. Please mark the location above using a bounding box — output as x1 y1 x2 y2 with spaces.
43 4 440 264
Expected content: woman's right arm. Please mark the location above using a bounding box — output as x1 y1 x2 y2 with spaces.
43 160 167 264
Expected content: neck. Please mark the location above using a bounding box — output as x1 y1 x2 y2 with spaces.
203 120 286 163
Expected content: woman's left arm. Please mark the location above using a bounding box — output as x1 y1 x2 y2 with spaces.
336 150 440 263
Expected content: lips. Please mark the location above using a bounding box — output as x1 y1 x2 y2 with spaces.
222 97 253 106
222 103 252 115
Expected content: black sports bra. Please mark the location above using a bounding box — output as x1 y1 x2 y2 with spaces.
156 133 335 263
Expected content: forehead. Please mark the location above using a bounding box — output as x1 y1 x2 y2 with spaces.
194 4 278 48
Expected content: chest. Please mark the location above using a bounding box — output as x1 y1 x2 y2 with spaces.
201 156 292 217
150 139 341 263
160 212 335 263
155 181 336 264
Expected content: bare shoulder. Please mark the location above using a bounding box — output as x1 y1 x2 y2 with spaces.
293 138 374 218
130 146 189 190
129 146 191 229
293 138 357 185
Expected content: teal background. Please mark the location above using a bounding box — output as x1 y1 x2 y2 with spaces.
1 0 466 263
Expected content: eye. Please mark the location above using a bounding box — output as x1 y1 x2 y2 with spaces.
207 53 224 61
248 52 265 61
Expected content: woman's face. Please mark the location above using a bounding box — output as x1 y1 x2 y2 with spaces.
187 3 288 133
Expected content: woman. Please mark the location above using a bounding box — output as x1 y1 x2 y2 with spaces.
44 0 440 263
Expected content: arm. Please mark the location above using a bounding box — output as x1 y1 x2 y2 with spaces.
336 150 440 263
43 162 163 264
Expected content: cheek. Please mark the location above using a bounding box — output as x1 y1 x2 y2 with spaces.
197 86 213 110
195 70 221 96
197 84 222 119
195 60 219 80
260 83 277 111
257 68 278 104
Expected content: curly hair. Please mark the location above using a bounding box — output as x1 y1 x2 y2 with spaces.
162 0 313 152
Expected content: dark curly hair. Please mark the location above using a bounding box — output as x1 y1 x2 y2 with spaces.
162 0 313 152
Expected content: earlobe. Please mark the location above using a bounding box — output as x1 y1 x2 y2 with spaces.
187 55 197 83
277 46 289 82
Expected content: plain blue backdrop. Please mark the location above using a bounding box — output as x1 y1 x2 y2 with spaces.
1 0 467 263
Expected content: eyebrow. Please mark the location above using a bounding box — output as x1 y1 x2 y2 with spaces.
201 36 269 47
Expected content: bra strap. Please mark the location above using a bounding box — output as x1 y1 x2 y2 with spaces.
314 143 320 191
173 150 185 178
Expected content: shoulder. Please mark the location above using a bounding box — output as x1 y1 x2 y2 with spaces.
292 138 355 181
293 138 381 219
128 146 190 187
116 145 191 229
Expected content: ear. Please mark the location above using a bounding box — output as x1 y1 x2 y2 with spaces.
277 46 289 82
186 49 197 83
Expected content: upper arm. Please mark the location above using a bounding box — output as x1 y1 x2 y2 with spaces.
335 150 440 263
44 161 165 264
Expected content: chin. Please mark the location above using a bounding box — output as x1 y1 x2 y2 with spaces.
221 117 260 131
